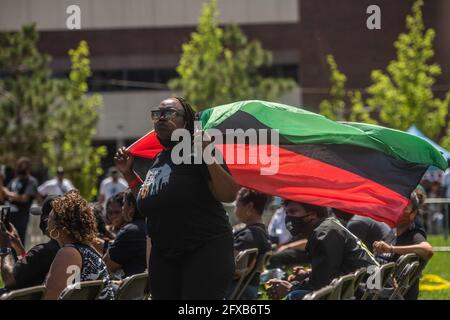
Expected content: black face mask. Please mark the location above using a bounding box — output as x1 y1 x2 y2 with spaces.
17 169 27 176
285 215 311 237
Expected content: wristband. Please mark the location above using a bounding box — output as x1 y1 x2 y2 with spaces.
128 175 143 189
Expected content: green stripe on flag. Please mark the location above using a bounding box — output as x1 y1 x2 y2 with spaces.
200 100 447 170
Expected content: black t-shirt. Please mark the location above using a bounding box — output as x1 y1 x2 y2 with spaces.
234 223 272 255
8 176 38 215
394 225 428 300
301 217 378 291
136 148 232 259
234 223 272 287
347 215 396 252
108 218 147 278
396 225 427 248
12 239 60 290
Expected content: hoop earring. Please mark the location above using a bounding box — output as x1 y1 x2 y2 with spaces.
49 228 60 240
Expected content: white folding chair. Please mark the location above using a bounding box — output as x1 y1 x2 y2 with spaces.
228 248 259 300
0 285 46 300
59 280 105 300
116 272 149 300
302 285 334 300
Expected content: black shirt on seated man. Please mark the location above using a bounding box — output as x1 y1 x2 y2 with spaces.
333 209 396 254
228 188 272 299
104 190 147 279
0 195 60 295
266 200 378 300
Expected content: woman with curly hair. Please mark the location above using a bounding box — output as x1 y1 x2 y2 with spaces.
43 190 115 300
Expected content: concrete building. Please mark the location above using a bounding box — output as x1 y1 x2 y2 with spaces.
1 0 450 169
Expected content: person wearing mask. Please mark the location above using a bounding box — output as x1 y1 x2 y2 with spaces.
266 200 378 300
0 195 60 294
267 205 311 270
103 190 147 279
114 97 238 299
2 157 38 243
44 190 115 300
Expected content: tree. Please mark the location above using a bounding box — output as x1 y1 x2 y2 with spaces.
169 0 296 111
0 25 105 200
42 41 106 200
0 25 58 166
319 55 376 124
367 0 450 145
319 55 348 121
320 0 450 147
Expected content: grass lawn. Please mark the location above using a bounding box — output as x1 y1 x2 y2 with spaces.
1 237 449 300
258 235 450 300
418 235 450 300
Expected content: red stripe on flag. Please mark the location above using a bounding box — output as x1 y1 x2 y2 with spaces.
127 131 407 227
127 131 163 158
216 144 407 227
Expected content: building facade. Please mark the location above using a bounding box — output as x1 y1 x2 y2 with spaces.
1 0 449 163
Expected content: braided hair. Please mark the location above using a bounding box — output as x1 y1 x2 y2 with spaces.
174 96 196 135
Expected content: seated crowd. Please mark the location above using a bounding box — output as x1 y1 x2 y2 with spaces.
0 182 434 300
0 189 147 299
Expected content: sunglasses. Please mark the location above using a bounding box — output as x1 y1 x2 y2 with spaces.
150 109 184 121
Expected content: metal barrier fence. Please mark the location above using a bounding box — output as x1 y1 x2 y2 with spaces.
22 198 450 250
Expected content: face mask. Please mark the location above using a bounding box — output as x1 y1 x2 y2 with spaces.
17 169 27 175
285 215 311 237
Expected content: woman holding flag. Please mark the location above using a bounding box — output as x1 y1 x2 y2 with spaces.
114 97 238 300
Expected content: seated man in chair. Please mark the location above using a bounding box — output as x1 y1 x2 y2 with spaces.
266 200 378 300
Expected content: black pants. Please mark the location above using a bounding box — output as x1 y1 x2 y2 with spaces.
149 234 235 300
267 249 310 269
10 211 30 244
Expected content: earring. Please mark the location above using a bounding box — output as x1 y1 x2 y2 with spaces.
49 228 60 240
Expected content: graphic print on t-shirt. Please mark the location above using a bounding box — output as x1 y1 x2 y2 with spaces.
140 164 172 198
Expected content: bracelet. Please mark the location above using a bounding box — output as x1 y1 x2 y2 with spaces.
390 245 394 255
128 175 143 189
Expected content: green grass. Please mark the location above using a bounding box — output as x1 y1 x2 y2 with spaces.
418 235 450 300
1 237 449 299
257 236 450 300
